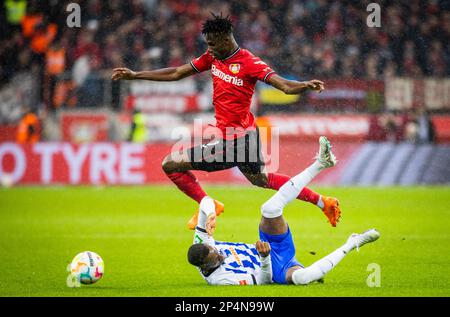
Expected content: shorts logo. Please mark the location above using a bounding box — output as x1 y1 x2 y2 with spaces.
239 280 247 285
229 64 240 74
203 140 220 147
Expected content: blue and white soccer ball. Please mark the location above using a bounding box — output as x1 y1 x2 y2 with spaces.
70 251 104 285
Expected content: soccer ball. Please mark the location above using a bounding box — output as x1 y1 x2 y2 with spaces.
70 251 104 285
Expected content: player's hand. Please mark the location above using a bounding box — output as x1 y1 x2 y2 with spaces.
112 67 136 80
205 213 216 236
307 79 325 93
255 240 271 258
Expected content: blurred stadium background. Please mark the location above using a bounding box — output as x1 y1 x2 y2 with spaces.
1 0 450 298
0 0 449 187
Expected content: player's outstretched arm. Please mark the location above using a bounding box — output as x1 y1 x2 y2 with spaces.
255 240 273 285
192 197 216 245
268 74 324 95
111 63 196 81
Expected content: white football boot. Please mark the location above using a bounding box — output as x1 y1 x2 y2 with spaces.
316 136 337 169
346 229 381 252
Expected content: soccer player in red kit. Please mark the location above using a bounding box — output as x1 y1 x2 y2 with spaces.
112 14 341 229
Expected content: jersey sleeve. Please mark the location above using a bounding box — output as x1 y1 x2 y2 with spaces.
190 51 214 73
247 57 277 83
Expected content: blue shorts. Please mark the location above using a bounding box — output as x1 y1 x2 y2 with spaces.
259 226 303 284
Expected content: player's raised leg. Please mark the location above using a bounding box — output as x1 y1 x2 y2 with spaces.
259 136 341 227
260 159 326 224
290 229 380 285
258 141 338 284
244 171 327 209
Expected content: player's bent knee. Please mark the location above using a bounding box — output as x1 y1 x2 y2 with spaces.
261 200 283 218
292 266 324 285
162 155 176 174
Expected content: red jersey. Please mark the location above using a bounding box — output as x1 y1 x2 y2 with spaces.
190 47 276 139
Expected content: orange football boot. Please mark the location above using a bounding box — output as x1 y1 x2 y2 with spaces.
187 200 224 230
321 196 341 227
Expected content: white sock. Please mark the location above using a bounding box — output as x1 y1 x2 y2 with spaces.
198 196 215 229
291 161 323 188
261 161 324 218
312 244 351 273
317 196 324 209
292 243 353 285
280 160 323 202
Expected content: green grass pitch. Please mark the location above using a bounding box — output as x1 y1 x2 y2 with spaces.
0 185 449 297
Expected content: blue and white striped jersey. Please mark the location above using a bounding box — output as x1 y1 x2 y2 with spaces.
194 229 272 285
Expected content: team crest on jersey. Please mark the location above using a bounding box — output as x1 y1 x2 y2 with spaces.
229 64 240 74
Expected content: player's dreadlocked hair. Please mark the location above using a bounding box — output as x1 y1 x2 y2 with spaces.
201 13 233 35
187 243 210 267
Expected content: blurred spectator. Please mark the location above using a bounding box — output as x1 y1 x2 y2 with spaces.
367 112 409 143
383 113 399 142
20 5 42 39
5 0 27 29
77 54 103 108
72 30 101 62
128 109 148 143
44 42 66 110
404 120 419 143
367 114 387 142
16 107 41 143
29 19 57 55
2 0 449 88
405 108 436 143
416 109 435 143
368 109 436 144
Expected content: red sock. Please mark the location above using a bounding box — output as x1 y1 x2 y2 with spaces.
167 171 207 203
267 173 320 205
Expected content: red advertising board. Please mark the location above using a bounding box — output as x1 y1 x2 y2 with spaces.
0 141 358 186
0 142 242 185
0 125 17 142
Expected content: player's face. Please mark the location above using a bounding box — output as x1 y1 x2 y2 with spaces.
205 33 230 59
204 245 224 268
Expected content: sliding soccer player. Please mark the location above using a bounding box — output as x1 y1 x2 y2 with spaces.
187 137 380 285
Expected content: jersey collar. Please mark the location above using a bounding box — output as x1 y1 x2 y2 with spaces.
202 263 222 277
220 47 240 61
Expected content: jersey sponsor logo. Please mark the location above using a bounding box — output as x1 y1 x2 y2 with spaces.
211 65 243 86
229 63 240 74
229 247 243 266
